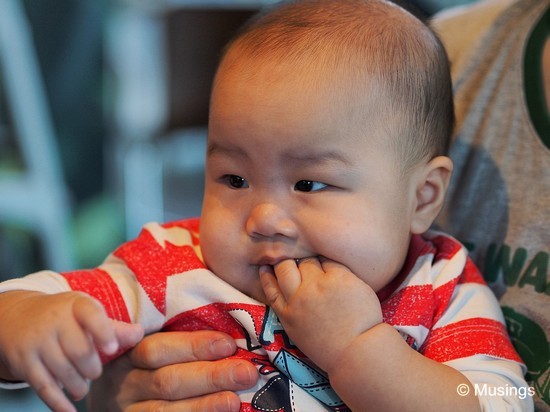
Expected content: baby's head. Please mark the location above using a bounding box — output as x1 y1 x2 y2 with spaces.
200 0 454 302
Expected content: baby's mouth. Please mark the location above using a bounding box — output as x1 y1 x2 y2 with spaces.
255 254 321 268
256 256 291 266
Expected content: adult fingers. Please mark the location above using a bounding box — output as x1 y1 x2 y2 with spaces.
128 331 237 369
89 332 256 410
120 358 258 403
125 391 241 412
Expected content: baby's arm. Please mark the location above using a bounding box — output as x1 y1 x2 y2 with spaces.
260 257 481 411
0 290 143 412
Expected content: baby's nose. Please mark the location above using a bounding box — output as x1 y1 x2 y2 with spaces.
245 202 298 240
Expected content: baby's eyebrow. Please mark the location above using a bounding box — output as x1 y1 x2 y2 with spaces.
206 141 354 167
283 149 353 167
206 142 248 159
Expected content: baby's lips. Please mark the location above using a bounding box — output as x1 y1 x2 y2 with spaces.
258 264 275 276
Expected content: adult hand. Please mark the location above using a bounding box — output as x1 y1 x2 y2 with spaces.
87 330 259 412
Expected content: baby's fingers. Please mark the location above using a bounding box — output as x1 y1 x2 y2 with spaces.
58 321 103 383
259 265 286 308
318 256 347 271
272 260 302 298
72 294 118 355
42 341 91 402
113 321 144 349
26 354 77 412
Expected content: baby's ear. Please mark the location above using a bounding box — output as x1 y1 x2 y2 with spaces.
410 156 453 234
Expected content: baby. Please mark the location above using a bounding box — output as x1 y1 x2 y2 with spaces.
0 1 532 411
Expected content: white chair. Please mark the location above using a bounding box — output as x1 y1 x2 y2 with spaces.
0 0 74 272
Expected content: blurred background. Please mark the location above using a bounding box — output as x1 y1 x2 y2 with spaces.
0 0 476 410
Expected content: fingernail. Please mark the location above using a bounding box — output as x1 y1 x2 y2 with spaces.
215 392 241 412
232 362 255 386
103 341 118 355
211 338 234 357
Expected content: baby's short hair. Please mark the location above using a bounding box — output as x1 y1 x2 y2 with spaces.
218 0 454 171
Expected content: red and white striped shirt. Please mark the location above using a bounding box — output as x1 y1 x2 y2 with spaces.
0 218 532 411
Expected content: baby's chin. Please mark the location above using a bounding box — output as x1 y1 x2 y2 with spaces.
222 272 267 304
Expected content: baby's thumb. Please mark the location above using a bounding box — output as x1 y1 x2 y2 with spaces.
113 321 144 349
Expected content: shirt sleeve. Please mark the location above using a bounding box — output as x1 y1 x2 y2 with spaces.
419 247 533 411
0 219 209 392
0 270 72 295
0 219 205 325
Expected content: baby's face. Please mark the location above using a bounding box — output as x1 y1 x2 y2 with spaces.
200 60 419 303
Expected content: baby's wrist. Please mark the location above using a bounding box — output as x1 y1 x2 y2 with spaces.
324 322 396 377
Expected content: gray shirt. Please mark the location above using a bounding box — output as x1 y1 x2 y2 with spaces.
433 0 550 409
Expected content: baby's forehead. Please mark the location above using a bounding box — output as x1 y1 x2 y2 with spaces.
218 47 390 119
214 42 396 125
211 63 393 152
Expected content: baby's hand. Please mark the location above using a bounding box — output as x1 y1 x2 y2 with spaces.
0 291 143 412
259 257 382 373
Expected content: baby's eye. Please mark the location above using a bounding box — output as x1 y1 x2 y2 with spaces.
224 175 249 189
294 180 328 192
